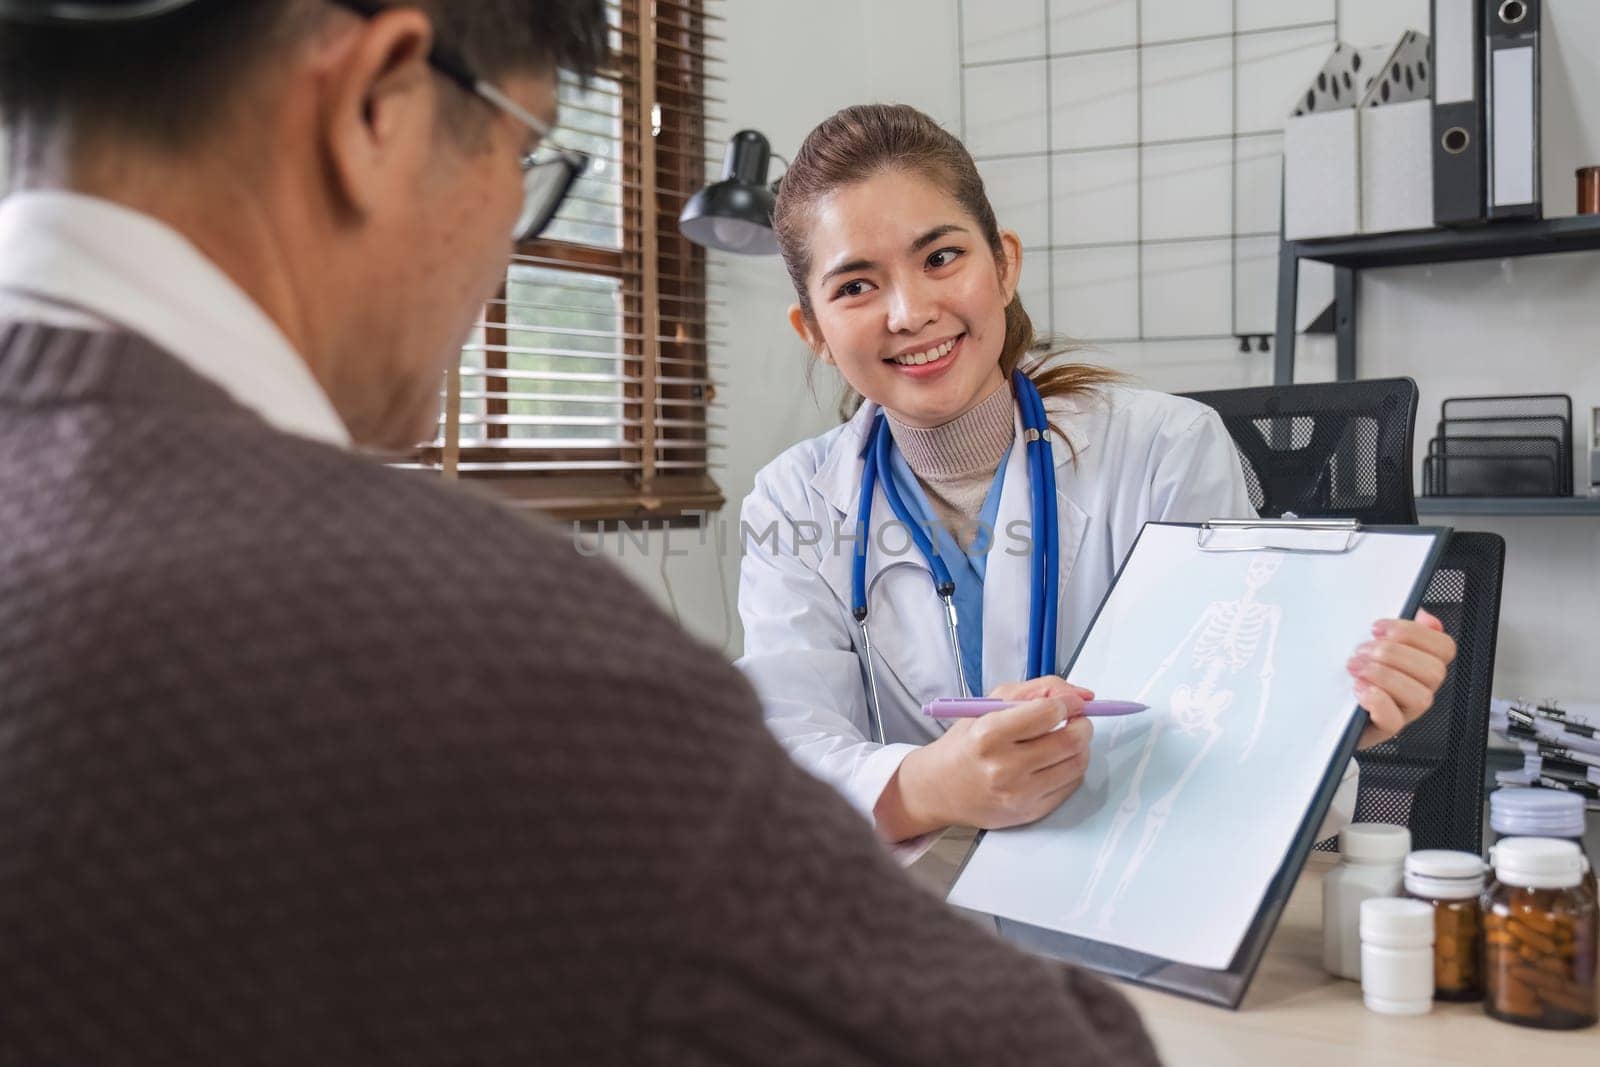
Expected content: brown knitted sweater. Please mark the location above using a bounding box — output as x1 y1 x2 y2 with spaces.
0 324 1159 1066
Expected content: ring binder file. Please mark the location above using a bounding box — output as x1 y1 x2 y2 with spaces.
1432 0 1486 225
1486 0 1542 219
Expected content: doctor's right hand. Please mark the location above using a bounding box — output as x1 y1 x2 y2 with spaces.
874 678 1095 842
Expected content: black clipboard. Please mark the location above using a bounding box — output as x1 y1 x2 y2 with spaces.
950 518 1453 1010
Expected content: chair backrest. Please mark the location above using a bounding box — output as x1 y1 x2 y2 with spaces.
1183 378 1420 524
1348 531 1506 852
1300 532 1505 855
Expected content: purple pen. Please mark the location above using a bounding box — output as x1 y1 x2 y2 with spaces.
921 697 1149 719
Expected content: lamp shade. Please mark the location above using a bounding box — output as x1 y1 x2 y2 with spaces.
678 129 780 255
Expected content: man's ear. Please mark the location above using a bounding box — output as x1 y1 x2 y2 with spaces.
997 229 1024 304
787 304 833 364
317 5 437 220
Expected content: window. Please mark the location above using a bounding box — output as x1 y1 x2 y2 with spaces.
416 0 723 523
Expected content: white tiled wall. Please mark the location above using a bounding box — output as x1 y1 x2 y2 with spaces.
977 155 1051 249
1140 140 1232 241
1052 245 1139 340
1237 0 1336 34
958 0 1340 371
1142 239 1234 338
1140 38 1234 142
1049 51 1139 152
1236 25 1345 134
1049 0 1137 51
963 59 1051 158
1051 149 1139 245
960 0 1049 66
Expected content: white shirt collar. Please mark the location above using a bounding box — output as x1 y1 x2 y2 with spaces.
0 190 350 448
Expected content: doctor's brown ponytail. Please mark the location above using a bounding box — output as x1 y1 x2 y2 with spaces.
773 103 1121 420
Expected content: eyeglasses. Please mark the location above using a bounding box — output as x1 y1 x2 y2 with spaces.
327 0 588 242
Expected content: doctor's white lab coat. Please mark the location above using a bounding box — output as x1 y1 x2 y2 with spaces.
736 384 1361 830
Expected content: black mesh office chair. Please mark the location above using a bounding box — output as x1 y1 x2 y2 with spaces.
1182 378 1420 524
1343 532 1506 852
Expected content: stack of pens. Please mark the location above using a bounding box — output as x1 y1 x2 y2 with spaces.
1491 699 1600 808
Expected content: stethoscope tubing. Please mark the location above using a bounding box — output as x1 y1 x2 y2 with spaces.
1021 373 1061 680
850 371 1059 743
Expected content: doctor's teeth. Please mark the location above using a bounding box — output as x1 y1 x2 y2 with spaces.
893 338 956 366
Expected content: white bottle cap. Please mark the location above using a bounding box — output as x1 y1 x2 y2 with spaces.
1360 897 1435 948
1404 850 1487 900
1339 822 1412 864
1489 837 1585 890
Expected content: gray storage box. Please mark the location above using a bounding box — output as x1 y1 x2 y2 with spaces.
1359 30 1433 235
1284 35 1431 240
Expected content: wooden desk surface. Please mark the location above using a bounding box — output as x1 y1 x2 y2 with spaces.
911 829 1596 1065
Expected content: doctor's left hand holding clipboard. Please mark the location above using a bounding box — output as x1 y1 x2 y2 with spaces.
1346 608 1456 748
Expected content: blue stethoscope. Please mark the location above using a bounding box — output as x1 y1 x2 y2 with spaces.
850 370 1061 744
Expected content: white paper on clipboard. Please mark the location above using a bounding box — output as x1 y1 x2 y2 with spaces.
947 521 1443 970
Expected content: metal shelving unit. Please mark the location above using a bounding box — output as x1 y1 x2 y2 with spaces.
1416 496 1600 517
1273 214 1600 517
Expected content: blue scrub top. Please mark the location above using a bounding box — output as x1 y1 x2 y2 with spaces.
887 447 1010 698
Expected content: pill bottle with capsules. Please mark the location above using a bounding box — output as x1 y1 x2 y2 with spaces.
1404 850 1487 1001
1489 788 1597 909
1482 837 1597 1030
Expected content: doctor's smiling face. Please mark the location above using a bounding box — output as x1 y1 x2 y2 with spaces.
785 167 1021 428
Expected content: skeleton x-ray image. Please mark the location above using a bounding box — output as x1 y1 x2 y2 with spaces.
949 524 1440 970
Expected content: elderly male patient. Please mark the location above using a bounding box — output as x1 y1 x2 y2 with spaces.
0 1 1159 1063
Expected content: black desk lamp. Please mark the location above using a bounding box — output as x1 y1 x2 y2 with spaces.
679 129 781 255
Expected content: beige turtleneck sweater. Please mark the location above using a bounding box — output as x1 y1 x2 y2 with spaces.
886 382 1017 551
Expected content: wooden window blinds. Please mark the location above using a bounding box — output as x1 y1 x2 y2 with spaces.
412 0 724 523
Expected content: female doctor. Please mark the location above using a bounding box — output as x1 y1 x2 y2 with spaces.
735 104 1456 845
